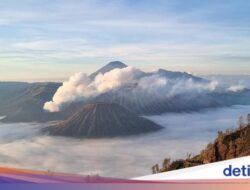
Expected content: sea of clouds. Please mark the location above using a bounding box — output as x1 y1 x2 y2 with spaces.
0 105 249 178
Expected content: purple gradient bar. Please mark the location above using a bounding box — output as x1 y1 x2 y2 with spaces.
1 167 250 190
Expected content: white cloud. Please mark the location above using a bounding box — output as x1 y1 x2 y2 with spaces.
14 41 58 50
227 84 245 92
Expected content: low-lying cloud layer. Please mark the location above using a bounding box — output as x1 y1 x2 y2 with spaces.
44 67 220 112
206 75 249 92
227 84 245 92
0 105 249 178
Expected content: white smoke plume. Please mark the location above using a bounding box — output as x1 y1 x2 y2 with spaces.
44 67 142 112
44 67 219 112
44 72 91 112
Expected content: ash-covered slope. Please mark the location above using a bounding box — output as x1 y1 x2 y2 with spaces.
45 103 162 138
91 89 250 115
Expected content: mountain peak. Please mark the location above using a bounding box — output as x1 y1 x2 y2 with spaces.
106 61 127 67
89 61 127 79
45 102 162 138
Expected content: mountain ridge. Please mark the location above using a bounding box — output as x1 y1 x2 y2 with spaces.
1 61 250 123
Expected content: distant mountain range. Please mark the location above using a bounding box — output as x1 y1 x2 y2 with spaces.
0 61 250 123
0 82 68 122
44 103 162 138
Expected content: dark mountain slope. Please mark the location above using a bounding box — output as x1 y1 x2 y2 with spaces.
45 103 163 138
153 114 250 174
0 82 30 105
0 82 69 122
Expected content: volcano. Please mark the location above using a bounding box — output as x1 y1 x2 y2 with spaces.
45 103 162 138
89 61 127 79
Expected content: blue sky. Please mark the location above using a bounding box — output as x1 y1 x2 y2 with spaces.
1 0 250 81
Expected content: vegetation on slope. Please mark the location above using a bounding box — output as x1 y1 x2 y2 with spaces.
152 114 250 174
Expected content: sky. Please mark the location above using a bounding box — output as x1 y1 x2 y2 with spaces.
1 0 250 81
